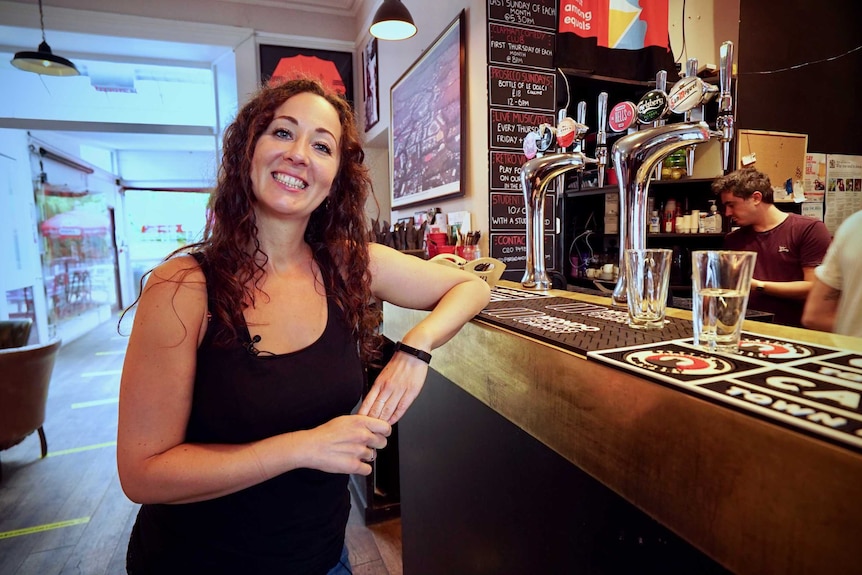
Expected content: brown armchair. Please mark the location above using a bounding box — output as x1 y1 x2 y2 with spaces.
0 339 62 481
0 319 33 349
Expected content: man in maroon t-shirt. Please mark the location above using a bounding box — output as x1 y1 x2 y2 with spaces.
712 167 832 327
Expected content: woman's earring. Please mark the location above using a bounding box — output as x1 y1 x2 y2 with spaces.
324 197 331 210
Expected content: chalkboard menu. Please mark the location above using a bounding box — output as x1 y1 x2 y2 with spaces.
488 23 554 69
488 0 557 29
489 232 556 272
489 110 555 151
488 67 556 111
486 0 558 280
490 192 555 231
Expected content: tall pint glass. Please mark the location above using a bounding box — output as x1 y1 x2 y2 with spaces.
691 250 757 353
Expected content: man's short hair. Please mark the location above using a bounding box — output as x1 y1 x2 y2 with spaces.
711 167 774 204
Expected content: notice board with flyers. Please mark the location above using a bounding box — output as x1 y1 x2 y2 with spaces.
736 129 808 202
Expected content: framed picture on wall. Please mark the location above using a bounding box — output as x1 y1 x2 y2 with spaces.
390 10 465 209
363 37 380 131
259 45 354 106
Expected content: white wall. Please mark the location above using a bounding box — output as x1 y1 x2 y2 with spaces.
117 150 218 189
668 0 740 71
0 129 51 341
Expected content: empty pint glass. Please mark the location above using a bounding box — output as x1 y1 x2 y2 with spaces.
625 248 672 329
691 250 757 352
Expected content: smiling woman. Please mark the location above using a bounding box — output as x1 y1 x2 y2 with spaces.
116 78 490 574
250 92 341 225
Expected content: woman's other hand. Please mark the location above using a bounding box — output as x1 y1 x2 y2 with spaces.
358 350 429 424
301 415 391 476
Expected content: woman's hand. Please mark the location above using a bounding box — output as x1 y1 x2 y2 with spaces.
301 415 391 476
358 351 429 424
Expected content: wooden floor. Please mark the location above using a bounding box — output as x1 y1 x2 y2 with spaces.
0 315 402 575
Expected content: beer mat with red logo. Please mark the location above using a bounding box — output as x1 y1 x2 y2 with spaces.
477 296 693 355
587 336 862 453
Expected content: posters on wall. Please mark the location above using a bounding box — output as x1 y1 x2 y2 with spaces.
824 154 862 234
486 0 558 279
801 153 826 221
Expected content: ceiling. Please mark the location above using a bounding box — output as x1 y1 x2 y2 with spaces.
1 0 370 154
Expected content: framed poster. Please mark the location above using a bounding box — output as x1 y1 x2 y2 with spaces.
390 11 465 209
362 37 380 131
259 45 353 106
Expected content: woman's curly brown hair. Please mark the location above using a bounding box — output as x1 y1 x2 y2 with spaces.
154 78 381 363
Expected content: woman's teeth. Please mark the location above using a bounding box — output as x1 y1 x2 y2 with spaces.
273 173 307 189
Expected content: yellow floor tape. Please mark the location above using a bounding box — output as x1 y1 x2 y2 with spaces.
81 370 122 377
71 398 119 409
47 441 116 457
0 517 90 539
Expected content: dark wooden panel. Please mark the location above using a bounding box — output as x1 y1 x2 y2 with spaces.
399 369 728 575
737 0 862 154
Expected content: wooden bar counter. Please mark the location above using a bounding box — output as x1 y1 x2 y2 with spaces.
382 281 862 574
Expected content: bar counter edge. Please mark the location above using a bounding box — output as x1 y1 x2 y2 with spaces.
381 281 862 574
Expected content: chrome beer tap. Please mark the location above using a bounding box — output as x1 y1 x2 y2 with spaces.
521 151 595 289
611 41 736 307
596 92 609 187
609 122 711 306
715 41 735 173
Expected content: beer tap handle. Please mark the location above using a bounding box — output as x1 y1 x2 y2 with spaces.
717 41 735 173
686 58 698 79
596 92 608 187
576 101 587 125
684 58 699 123
685 58 699 176
655 70 667 127
573 100 587 152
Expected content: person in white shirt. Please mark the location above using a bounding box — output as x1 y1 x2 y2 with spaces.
802 209 862 337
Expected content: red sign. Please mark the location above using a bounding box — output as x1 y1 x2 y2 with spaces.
608 101 636 132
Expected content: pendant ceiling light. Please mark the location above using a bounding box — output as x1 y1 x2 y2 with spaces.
11 0 80 76
369 0 417 41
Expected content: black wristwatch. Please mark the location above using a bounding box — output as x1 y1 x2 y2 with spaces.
394 341 432 364
755 283 766 292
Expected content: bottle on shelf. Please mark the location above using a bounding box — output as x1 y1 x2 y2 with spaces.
649 210 661 233
663 198 677 233
706 200 722 233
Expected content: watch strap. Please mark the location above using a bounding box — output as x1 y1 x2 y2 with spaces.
394 341 432 364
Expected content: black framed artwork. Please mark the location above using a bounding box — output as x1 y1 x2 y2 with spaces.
259 44 354 106
363 37 380 131
390 11 466 209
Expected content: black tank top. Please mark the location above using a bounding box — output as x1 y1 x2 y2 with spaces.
126 253 364 575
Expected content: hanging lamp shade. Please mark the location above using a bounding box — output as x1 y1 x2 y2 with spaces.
369 0 417 41
10 0 79 76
